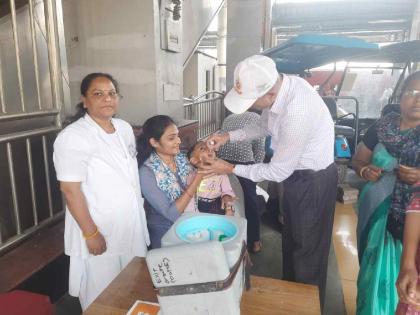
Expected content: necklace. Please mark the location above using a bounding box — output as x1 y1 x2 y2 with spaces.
167 160 177 172
158 154 177 172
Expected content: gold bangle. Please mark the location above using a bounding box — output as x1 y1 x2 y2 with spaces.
83 226 99 240
359 166 369 179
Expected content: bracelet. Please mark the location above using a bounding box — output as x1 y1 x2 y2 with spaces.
359 166 369 179
184 190 193 198
83 226 99 240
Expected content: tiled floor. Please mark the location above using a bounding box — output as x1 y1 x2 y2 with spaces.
333 202 359 315
55 176 357 315
55 205 349 315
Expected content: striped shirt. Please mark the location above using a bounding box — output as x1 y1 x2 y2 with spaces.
229 74 334 182
218 112 265 163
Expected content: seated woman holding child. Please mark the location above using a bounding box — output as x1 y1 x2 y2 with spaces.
137 115 235 249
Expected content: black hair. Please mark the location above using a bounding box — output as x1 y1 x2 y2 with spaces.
67 72 120 124
187 141 201 160
136 115 176 166
399 70 420 101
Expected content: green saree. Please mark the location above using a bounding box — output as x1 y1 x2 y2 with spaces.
356 144 402 315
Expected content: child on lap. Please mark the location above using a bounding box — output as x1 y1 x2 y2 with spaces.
186 141 235 216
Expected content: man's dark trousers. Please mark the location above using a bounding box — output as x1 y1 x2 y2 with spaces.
226 160 261 244
282 163 338 309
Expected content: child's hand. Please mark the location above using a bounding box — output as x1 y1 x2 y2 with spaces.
225 208 235 216
221 195 234 209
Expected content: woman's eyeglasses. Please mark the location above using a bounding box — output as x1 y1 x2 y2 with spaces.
91 90 121 100
403 89 420 98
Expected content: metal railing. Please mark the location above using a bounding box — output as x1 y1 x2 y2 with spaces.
184 91 225 139
0 0 64 254
0 127 63 253
324 95 360 152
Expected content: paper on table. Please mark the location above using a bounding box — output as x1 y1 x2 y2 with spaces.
126 300 160 315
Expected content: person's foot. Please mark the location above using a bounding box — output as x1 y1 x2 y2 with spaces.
252 240 262 253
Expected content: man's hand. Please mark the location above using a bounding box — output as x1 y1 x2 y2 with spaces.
199 156 234 176
205 132 230 151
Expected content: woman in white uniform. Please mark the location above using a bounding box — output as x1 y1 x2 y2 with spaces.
53 73 150 310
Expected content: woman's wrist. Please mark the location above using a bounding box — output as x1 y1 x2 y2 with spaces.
401 249 417 268
400 260 416 270
83 225 99 240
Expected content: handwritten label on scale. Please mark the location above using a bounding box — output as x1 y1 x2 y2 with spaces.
152 257 176 285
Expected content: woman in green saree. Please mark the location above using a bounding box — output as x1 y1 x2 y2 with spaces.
396 182 420 314
352 71 420 315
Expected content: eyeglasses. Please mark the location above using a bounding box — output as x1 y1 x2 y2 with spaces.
403 89 420 98
90 90 121 100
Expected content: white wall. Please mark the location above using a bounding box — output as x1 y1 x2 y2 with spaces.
61 0 224 124
183 53 198 97
61 0 184 125
197 53 217 94
182 0 224 67
183 52 217 97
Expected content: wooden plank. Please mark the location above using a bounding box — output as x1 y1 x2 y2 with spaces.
84 257 320 315
241 276 320 315
0 221 64 292
84 257 158 315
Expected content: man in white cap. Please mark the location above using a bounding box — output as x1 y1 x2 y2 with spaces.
203 54 337 308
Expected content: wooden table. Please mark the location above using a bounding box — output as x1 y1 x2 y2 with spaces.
84 257 320 315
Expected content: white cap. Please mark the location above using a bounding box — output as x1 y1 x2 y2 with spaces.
224 55 278 114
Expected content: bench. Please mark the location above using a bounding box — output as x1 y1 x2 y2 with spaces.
0 221 67 301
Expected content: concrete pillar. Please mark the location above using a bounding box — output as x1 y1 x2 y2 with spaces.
215 2 227 92
61 0 184 125
226 0 266 91
410 0 420 40
410 0 420 70
262 0 273 50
